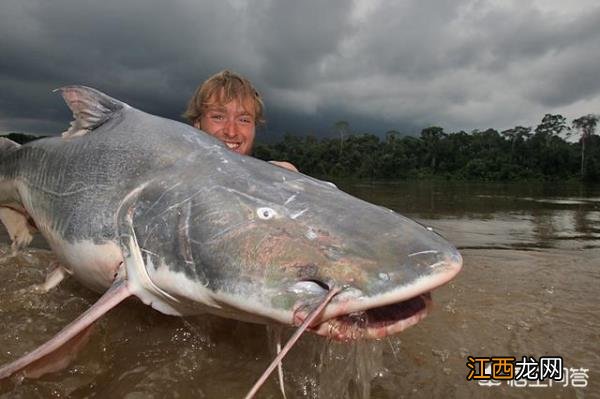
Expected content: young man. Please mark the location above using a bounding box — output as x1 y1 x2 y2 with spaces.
184 70 298 172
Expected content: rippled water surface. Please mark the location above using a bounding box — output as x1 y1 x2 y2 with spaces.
1 181 599 398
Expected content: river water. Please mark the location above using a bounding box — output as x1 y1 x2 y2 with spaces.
0 180 598 398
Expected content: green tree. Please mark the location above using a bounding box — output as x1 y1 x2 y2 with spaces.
334 120 349 157
501 126 531 163
535 114 569 141
420 126 446 172
385 130 401 144
572 114 599 176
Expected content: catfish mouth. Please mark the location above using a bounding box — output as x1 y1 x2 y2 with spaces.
300 292 432 341
291 250 462 341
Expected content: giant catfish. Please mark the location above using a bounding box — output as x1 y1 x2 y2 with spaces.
0 86 462 379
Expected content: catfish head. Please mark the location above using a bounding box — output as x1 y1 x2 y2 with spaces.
118 151 462 341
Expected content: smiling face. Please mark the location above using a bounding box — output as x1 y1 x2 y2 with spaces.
195 93 256 155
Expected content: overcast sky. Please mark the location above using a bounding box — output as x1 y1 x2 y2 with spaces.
1 0 599 140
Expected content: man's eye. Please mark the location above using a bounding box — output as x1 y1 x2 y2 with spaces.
211 114 225 121
239 117 253 124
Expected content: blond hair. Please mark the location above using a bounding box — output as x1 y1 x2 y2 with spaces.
183 69 265 125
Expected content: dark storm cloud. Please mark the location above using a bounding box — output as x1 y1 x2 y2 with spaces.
301 1 600 131
1 0 599 136
251 0 355 89
0 0 261 133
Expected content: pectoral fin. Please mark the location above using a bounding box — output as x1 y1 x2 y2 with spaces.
0 278 131 381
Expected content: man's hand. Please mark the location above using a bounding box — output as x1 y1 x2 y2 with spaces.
269 160 299 172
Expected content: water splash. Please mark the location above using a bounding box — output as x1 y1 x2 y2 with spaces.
266 325 387 399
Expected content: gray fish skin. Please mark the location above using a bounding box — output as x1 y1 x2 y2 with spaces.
0 86 462 340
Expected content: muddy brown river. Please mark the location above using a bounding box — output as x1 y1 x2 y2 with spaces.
0 181 598 398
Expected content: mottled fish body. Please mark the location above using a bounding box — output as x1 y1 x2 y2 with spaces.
0 87 462 379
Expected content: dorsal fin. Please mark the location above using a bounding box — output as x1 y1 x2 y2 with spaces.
54 86 129 138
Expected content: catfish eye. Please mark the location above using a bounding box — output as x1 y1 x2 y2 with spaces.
257 207 276 220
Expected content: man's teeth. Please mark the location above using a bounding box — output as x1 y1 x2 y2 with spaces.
226 142 240 149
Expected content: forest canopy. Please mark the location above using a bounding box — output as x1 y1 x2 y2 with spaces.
254 113 599 182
